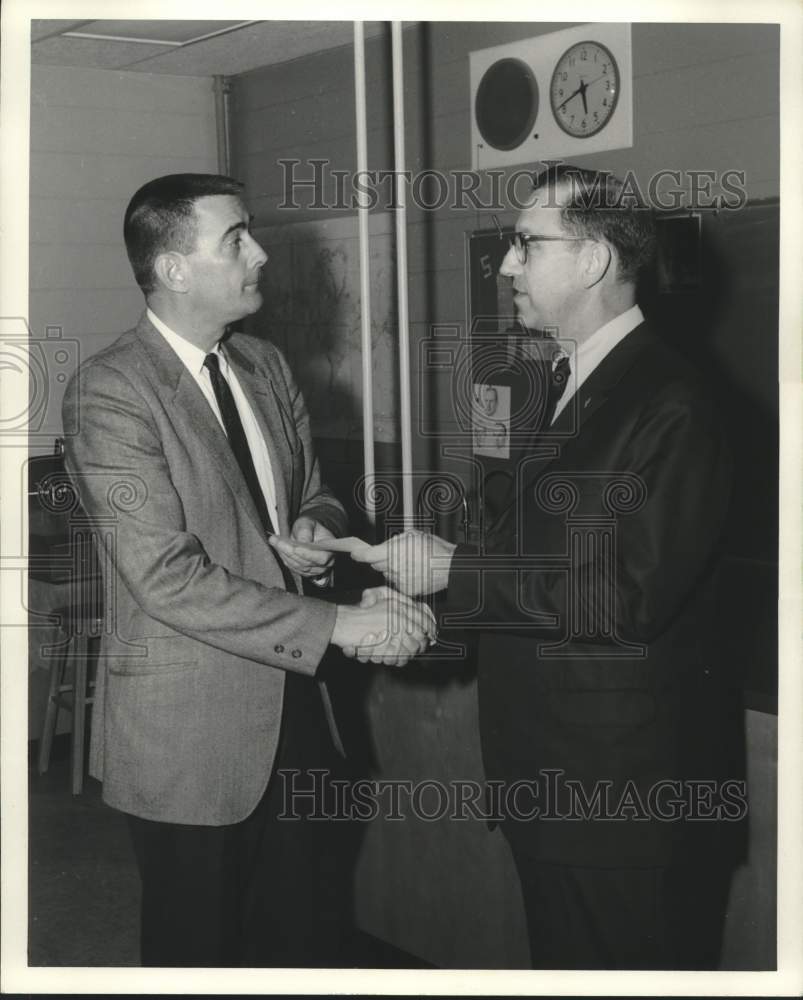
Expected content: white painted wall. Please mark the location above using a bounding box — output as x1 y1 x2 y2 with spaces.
28 64 219 738
29 65 219 443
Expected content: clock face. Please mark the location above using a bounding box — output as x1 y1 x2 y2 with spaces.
550 41 620 138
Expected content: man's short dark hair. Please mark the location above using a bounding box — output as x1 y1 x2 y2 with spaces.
532 164 655 282
124 173 245 294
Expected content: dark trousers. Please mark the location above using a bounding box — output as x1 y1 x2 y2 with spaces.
126 671 356 967
511 853 732 970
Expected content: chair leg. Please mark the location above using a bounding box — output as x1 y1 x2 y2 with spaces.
37 638 69 776
71 634 88 796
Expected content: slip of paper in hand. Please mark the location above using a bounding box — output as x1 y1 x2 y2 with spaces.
273 535 373 557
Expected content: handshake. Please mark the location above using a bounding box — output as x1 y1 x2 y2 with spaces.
331 585 436 667
330 530 457 668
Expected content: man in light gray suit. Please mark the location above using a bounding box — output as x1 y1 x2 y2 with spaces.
63 173 433 967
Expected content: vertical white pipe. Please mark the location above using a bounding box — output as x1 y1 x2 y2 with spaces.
391 21 415 530
353 22 376 525
213 75 230 174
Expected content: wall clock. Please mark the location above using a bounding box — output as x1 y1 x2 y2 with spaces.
550 40 620 138
469 23 632 168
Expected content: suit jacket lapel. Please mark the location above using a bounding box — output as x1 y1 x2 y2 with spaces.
134 316 271 540
488 322 652 538
551 323 649 438
223 341 292 536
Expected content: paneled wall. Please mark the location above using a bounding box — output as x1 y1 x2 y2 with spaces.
230 21 779 969
28 64 218 737
29 64 219 443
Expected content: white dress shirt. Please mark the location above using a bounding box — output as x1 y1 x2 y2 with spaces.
147 308 280 531
551 304 644 424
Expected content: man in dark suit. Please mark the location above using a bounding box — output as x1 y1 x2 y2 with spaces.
355 165 740 969
62 173 434 967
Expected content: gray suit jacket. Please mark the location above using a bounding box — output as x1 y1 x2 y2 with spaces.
62 313 348 825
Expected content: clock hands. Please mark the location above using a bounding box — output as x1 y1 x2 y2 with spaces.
555 72 608 113
556 80 584 112
583 72 608 90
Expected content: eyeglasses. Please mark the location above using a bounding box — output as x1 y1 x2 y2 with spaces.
509 232 590 264
492 215 590 264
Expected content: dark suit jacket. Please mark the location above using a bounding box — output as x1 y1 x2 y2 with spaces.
62 313 347 826
443 321 736 867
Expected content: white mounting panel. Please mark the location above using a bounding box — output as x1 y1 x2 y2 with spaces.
470 22 632 170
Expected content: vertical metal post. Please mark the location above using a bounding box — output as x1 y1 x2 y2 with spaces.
213 75 231 175
391 22 414 530
353 22 376 525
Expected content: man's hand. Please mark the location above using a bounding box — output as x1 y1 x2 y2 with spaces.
268 516 335 581
330 588 436 666
351 529 456 597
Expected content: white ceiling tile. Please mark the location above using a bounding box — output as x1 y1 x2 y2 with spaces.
125 21 380 76
31 19 390 77
78 20 248 44
31 19 94 41
31 35 172 70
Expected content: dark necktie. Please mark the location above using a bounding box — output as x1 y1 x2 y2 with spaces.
204 352 300 594
203 352 274 534
542 354 571 429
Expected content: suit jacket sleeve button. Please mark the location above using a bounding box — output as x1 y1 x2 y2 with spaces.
291 649 302 659
274 644 284 654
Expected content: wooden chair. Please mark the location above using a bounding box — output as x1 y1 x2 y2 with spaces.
30 444 102 795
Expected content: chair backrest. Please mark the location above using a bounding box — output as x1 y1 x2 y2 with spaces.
28 444 100 595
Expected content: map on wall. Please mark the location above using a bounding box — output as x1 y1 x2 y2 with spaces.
250 213 398 443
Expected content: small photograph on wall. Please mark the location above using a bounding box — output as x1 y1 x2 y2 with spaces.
472 382 511 458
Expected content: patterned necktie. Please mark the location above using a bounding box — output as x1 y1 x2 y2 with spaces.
203 352 274 534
